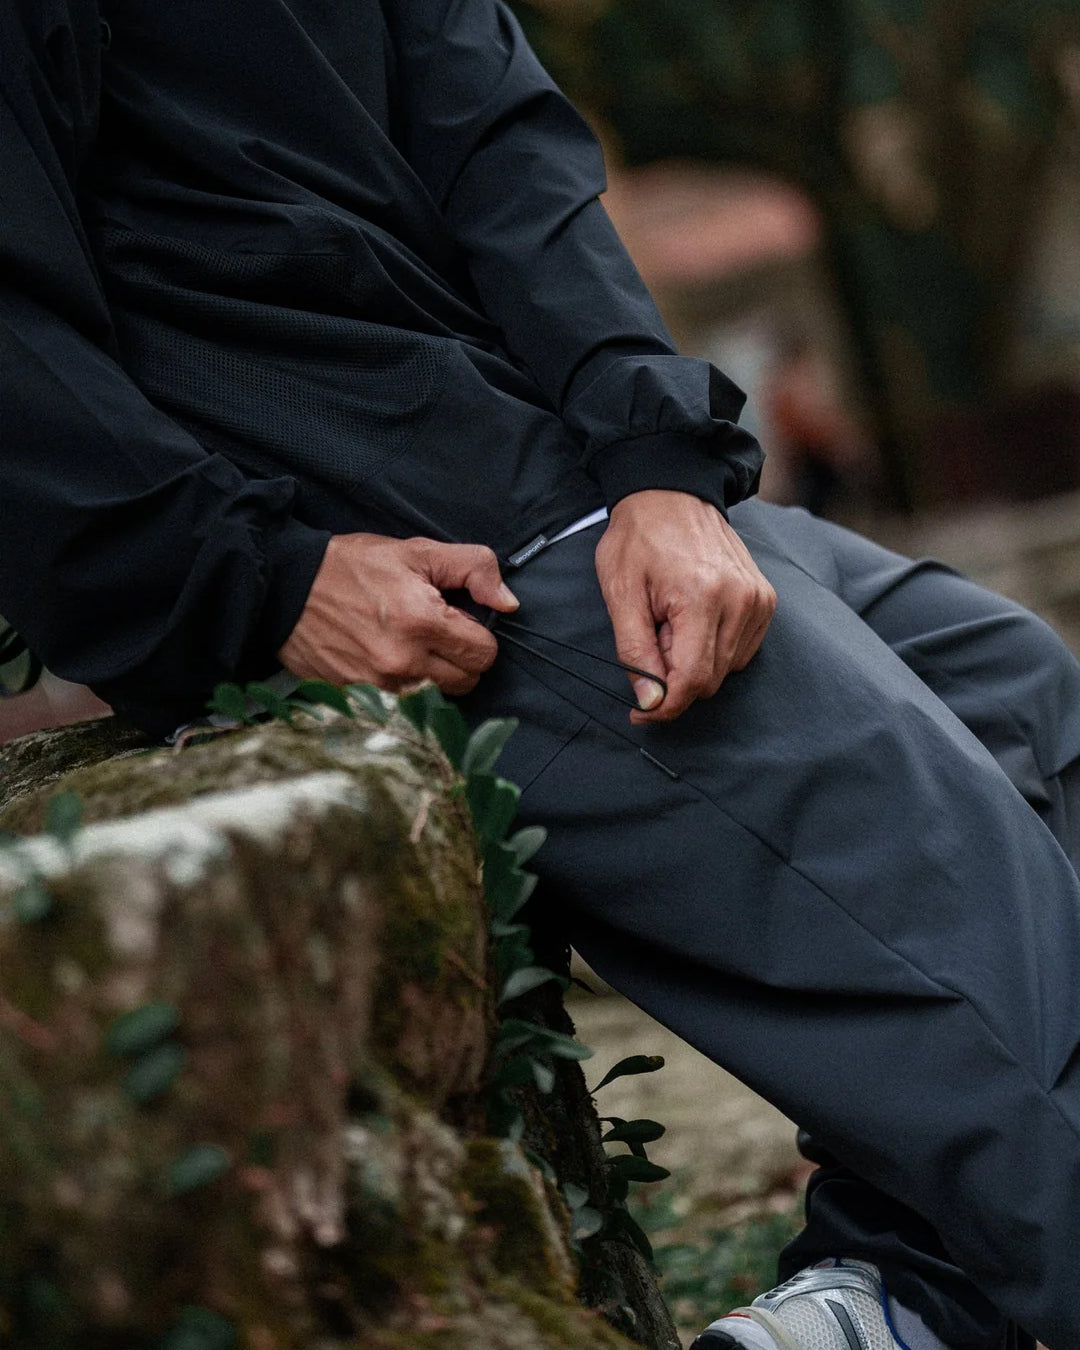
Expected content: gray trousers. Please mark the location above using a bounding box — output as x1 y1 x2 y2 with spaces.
462 498 1080 1350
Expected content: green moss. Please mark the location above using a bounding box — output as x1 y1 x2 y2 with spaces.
0 722 348 836
462 1139 572 1297
363 769 486 1089
494 1280 636 1348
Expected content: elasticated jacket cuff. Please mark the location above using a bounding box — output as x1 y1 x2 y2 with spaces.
253 519 333 670
588 424 764 518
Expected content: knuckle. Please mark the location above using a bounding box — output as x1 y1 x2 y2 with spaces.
378 648 415 681
696 567 724 597
456 643 495 675
468 543 499 571
617 639 651 665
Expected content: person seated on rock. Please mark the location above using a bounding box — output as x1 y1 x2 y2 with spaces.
2 5 1080 1350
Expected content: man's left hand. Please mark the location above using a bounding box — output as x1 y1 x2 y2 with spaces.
594 490 776 724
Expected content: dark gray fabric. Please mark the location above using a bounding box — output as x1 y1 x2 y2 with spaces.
460 498 1080 1350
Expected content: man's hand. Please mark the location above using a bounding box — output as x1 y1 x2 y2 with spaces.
594 490 776 724
278 533 519 695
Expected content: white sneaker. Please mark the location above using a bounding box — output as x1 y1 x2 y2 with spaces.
691 1259 902 1350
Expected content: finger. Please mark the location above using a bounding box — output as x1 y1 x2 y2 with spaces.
606 585 667 712
417 541 519 613
729 583 777 673
637 606 719 722
417 655 485 697
427 602 500 673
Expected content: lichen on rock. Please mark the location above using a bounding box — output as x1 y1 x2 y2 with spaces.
0 702 664 1348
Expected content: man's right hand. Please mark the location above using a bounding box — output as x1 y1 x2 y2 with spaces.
277 533 519 695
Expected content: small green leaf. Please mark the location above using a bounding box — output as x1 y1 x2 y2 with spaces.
483 840 536 922
462 717 518 776
244 683 294 721
531 1059 556 1093
398 683 445 732
493 932 534 980
292 680 353 717
601 1119 666 1146
523 1146 557 1183
531 1026 592 1061
13 875 52 923
606 1155 670 1184
489 920 530 940
124 1042 186 1105
571 1205 604 1241
44 790 83 845
507 825 547 865
158 1305 238 1350
562 1182 589 1210
167 1144 231 1195
592 1055 665 1092
345 683 390 724
430 702 470 770
606 1204 656 1264
546 1035 593 1062
106 1001 181 1058
207 683 250 722
498 965 563 1005
492 1018 592 1061
486 1093 524 1140
467 774 521 846
493 1018 546 1057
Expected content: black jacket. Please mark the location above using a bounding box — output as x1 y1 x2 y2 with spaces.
0 0 763 735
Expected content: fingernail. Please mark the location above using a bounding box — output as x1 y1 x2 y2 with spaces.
498 583 520 609
634 679 663 711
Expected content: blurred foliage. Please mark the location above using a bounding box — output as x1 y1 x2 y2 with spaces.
628 1173 803 1334
512 0 1080 507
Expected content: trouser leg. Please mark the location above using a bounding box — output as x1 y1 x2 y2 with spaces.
762 505 1080 1347
462 501 1080 1350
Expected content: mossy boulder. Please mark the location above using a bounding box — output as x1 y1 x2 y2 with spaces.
0 702 679 1349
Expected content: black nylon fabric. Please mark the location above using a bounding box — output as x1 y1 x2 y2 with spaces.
0 0 763 736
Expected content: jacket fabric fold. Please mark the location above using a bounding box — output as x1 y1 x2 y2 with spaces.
0 0 762 735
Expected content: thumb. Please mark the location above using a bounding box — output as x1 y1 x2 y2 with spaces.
421 542 519 613
609 590 666 711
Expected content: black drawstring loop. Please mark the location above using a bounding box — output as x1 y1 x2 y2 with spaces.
492 617 667 711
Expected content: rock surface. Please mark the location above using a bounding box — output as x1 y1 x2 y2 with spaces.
0 704 677 1349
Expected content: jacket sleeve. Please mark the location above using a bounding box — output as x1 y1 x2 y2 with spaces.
385 0 763 513
0 0 329 737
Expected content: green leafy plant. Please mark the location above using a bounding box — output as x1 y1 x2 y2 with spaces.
207 679 359 726
586 1052 673 1264
630 1191 803 1335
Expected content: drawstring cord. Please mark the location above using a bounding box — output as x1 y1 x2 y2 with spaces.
490 617 667 711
